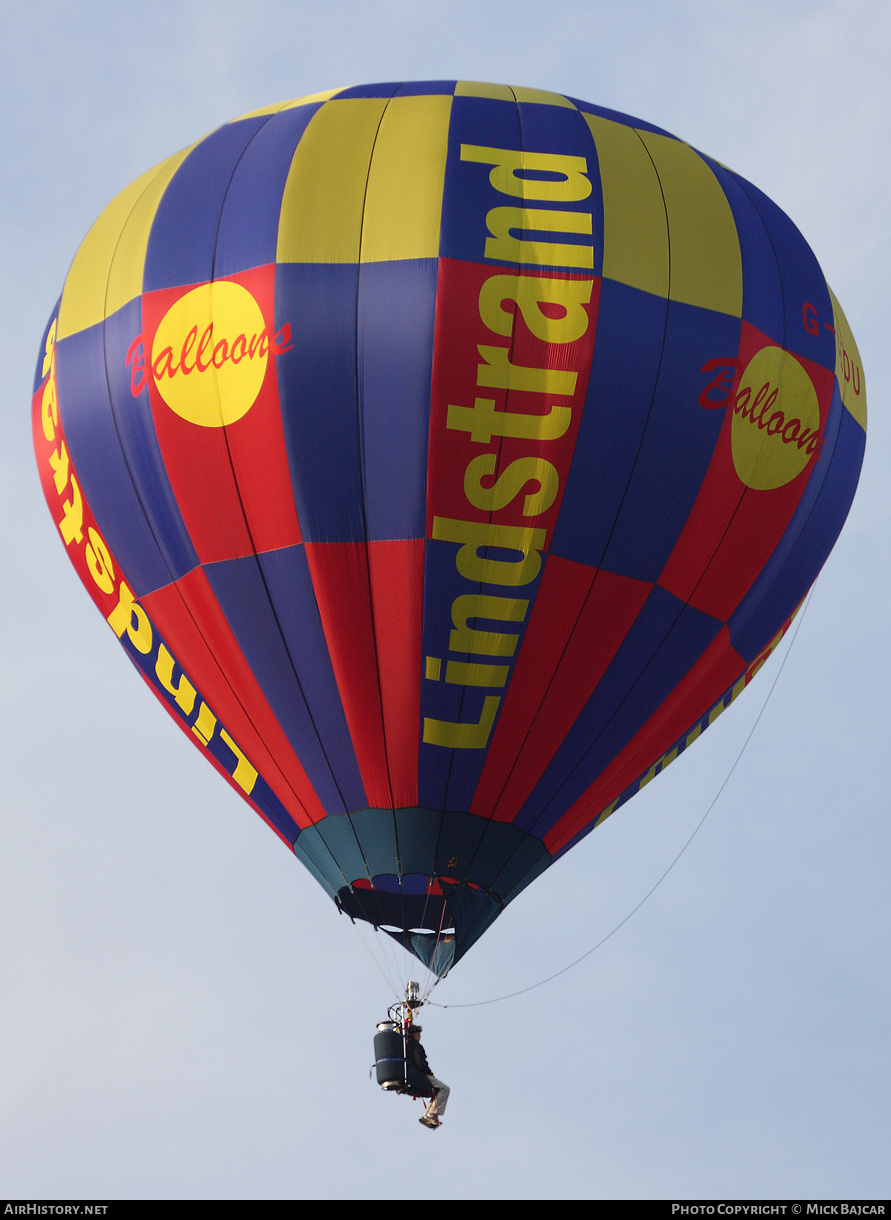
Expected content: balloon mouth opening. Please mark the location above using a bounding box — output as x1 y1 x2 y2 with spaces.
337 884 457 975
335 879 454 937
335 874 505 975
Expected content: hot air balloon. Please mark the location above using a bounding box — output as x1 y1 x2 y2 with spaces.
32 81 866 980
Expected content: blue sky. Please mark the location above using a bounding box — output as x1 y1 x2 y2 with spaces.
1 0 888 1200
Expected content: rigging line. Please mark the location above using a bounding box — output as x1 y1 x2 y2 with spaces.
384 932 416 999
418 899 450 1002
424 971 445 1006
376 920 417 999
411 807 446 959
352 919 403 999
428 586 814 1009
371 913 408 979
391 928 418 994
423 944 440 1000
396 920 426 990
411 912 434 997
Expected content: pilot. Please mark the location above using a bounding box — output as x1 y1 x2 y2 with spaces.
408 1026 449 1129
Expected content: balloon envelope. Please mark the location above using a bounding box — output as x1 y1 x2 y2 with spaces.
33 82 866 975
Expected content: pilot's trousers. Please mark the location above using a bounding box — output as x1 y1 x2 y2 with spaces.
423 1076 449 1121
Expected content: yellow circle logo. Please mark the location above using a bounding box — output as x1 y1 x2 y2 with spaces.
731 346 822 490
150 281 269 427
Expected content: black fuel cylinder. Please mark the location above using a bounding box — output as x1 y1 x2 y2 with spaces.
374 1022 408 1090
